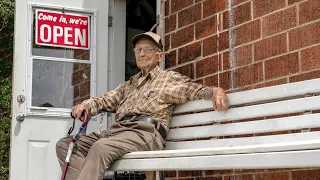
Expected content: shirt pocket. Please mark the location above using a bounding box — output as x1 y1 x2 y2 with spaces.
138 89 161 113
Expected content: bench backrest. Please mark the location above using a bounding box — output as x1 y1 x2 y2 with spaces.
165 78 320 152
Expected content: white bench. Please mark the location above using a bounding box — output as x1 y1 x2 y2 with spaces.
108 78 320 173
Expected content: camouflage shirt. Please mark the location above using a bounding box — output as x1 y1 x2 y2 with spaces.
82 66 213 132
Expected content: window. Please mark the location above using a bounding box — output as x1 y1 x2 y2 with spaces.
27 5 96 116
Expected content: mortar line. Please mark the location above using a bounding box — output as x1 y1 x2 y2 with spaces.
166 18 320 57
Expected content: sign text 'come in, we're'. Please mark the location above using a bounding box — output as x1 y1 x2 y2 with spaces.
36 10 90 49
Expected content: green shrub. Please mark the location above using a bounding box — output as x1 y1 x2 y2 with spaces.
0 0 14 179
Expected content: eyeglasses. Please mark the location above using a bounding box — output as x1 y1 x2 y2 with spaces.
133 47 160 54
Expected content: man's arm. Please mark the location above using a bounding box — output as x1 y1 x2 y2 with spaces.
71 82 126 120
161 72 229 111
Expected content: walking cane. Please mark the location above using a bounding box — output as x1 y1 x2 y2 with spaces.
60 111 89 180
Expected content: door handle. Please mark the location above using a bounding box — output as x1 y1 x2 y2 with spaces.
16 112 24 122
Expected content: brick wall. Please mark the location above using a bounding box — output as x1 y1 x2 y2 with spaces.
164 0 320 179
72 50 91 106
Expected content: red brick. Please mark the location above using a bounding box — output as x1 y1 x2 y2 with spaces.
220 71 231 90
165 34 170 51
80 64 90 69
231 0 249 6
196 55 220 78
165 50 177 68
194 78 204 85
265 52 299 80
255 171 290 180
171 26 194 48
301 45 320 71
223 44 252 71
289 21 320 51
74 64 80 71
289 69 320 82
173 63 194 79
223 2 251 29
292 169 320 180
219 31 229 51
178 42 202 64
79 81 90 98
196 15 217 39
80 51 90 60
203 0 227 18
165 14 177 33
253 0 286 18
165 0 170 16
74 49 88 59
73 85 80 99
164 171 177 178
254 78 288 89
228 86 252 92
262 7 297 37
195 177 223 180
178 4 201 28
234 62 263 87
178 170 202 177
204 74 219 87
232 19 261 47
312 110 320 114
224 174 253 180
72 66 91 85
234 169 259 173
254 33 287 61
171 0 194 13
204 71 231 89
299 0 320 24
204 170 232 176
258 130 292 136
73 97 85 106
203 35 218 56
192 31 224 58
288 0 304 5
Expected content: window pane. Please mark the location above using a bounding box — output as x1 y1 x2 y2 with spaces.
32 59 91 108
32 8 91 60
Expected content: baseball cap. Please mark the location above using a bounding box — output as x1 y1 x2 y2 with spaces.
131 32 164 51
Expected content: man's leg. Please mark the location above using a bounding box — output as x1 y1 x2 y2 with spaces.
56 132 102 179
77 121 164 180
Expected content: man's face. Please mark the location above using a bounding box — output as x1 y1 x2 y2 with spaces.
134 38 162 71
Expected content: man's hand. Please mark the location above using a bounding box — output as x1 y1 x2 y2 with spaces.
212 87 229 112
71 104 90 122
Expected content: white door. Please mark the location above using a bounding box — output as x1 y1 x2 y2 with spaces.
10 1 112 180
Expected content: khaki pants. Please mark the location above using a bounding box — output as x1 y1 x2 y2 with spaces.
56 120 164 180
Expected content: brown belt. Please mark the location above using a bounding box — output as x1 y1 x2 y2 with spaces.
123 115 167 140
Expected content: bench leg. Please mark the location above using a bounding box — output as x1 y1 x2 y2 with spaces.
156 171 161 180
144 171 156 180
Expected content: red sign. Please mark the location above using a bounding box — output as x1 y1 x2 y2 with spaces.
35 10 90 49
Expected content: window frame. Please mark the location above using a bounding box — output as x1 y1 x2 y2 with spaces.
26 3 98 118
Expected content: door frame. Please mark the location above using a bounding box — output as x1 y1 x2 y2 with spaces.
10 1 111 179
106 0 165 127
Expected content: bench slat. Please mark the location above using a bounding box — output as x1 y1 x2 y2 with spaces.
171 95 320 128
109 149 320 171
120 139 320 159
167 113 320 140
165 131 320 150
173 78 320 114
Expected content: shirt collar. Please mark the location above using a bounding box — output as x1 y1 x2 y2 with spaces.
130 66 162 82
148 66 162 79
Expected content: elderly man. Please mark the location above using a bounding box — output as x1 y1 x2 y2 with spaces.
56 32 229 180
